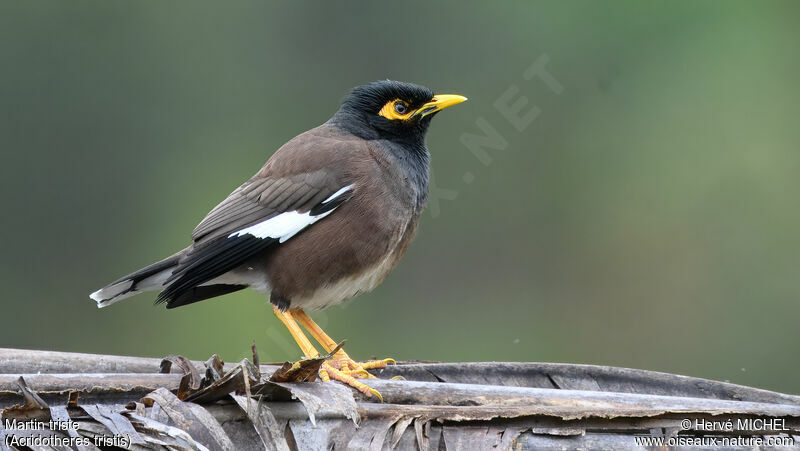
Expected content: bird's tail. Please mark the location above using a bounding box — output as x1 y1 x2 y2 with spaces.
89 253 181 308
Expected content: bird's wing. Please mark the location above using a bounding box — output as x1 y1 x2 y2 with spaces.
158 169 354 307
191 169 347 243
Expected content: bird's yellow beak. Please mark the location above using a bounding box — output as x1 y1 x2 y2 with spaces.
413 94 468 119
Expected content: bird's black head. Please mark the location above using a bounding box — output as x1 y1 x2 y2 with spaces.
332 80 466 145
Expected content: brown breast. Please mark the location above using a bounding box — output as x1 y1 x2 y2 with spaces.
259 128 423 310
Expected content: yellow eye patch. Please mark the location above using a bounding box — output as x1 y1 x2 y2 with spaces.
378 99 415 120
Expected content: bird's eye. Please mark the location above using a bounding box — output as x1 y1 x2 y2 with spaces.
394 101 408 115
378 99 413 120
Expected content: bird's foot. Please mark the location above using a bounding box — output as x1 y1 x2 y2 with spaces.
316 356 395 402
319 362 383 401
329 356 396 378
276 308 395 401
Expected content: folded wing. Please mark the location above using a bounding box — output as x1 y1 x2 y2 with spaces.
158 171 354 307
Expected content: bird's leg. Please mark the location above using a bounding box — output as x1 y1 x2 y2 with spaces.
292 309 395 378
272 308 331 382
272 307 382 400
272 308 321 360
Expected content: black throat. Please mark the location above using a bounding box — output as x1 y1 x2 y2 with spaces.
327 80 439 213
328 110 431 213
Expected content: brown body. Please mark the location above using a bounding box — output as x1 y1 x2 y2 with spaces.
207 123 423 310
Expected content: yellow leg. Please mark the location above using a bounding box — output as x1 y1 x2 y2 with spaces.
272 308 320 359
272 307 383 400
293 310 395 375
292 310 343 356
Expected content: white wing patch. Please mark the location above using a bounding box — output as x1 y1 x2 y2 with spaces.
322 185 354 203
228 184 354 243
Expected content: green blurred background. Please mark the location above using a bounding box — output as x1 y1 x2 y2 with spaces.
2 2 799 393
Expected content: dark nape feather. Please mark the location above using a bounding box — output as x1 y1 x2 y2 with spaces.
156 235 278 307
165 284 247 309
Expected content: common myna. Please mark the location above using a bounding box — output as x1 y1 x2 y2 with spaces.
90 80 466 398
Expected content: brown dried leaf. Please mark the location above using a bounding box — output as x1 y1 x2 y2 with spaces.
252 341 261 377
67 391 80 408
184 359 260 404
160 355 202 389
2 376 50 420
203 354 225 385
269 342 344 383
17 376 49 409
177 373 192 401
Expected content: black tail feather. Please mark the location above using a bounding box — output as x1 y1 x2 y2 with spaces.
165 284 248 309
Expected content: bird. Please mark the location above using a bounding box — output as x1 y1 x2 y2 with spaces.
90 80 467 399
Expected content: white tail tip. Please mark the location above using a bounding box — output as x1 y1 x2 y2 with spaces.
90 280 135 308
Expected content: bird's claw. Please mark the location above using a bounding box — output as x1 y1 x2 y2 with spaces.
321 362 383 402
327 356 394 378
